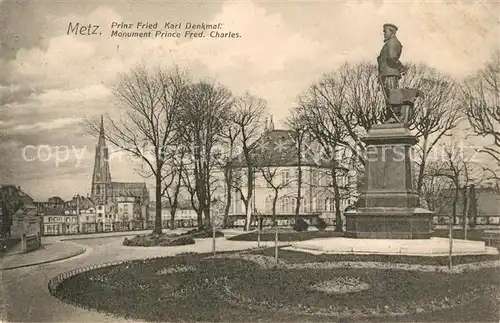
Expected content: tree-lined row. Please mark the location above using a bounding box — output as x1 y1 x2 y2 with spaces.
85 50 500 234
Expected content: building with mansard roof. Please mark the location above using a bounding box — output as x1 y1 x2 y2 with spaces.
90 116 150 228
227 116 358 228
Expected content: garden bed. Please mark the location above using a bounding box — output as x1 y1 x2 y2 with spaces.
228 228 343 242
53 250 500 322
251 247 500 266
123 229 224 247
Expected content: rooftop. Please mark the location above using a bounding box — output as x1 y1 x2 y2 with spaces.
228 129 342 169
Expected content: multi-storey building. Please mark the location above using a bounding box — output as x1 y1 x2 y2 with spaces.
42 207 78 235
227 120 357 227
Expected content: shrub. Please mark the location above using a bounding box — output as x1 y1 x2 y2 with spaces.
185 228 225 238
158 235 195 246
293 218 309 232
122 233 195 247
315 218 328 231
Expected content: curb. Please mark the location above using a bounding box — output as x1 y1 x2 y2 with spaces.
1 247 87 271
60 233 141 241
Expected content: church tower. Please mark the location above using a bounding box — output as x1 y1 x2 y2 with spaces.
91 115 112 203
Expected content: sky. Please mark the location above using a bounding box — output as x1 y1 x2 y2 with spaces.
1 0 499 201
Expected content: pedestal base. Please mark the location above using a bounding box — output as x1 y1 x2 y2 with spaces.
287 237 497 256
345 208 433 239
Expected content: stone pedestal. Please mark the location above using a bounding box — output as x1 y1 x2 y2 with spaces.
345 123 433 239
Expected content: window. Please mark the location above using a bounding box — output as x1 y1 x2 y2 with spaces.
303 198 309 213
265 196 272 213
280 198 286 213
96 185 100 195
284 198 290 213
291 169 299 187
330 198 335 212
337 175 345 188
281 170 290 186
311 170 318 186
235 194 242 214
291 198 297 213
317 198 324 212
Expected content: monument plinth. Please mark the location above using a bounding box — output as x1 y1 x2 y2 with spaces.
345 90 433 239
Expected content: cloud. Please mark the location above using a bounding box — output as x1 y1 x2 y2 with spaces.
2 0 499 200
10 117 81 132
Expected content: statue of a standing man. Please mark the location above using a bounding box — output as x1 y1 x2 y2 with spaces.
377 23 406 122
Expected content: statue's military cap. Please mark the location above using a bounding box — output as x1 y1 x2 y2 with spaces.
383 23 398 31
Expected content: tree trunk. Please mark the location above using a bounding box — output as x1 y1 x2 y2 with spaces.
416 138 429 194
272 189 279 225
153 173 162 235
169 207 176 230
224 167 233 228
295 166 302 218
452 182 459 225
332 174 343 232
462 185 470 231
197 211 204 230
244 167 253 231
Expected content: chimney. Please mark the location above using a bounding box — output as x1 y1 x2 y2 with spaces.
269 114 274 131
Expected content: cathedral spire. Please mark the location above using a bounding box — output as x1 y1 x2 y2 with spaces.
268 114 274 131
91 114 112 202
98 115 106 147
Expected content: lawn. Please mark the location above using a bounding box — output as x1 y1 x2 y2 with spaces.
227 228 344 241
54 249 500 322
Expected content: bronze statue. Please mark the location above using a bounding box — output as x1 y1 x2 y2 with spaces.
377 23 408 123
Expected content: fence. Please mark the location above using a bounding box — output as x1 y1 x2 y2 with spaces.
230 215 336 228
47 246 268 297
48 259 132 296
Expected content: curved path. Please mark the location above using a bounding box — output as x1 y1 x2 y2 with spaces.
0 230 276 322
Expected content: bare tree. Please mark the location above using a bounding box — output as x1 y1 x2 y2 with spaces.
179 80 233 228
84 65 188 235
161 147 187 230
258 163 290 223
228 93 266 231
308 62 383 166
218 112 241 228
462 51 500 179
295 89 354 231
420 165 455 214
285 112 308 220
304 61 463 210
399 64 463 194
426 142 478 225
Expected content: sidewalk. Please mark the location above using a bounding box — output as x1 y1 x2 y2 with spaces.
0 229 245 271
0 240 86 270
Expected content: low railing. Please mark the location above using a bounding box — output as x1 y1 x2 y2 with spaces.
48 259 133 296
47 246 267 297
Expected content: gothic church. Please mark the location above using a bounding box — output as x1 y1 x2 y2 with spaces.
90 116 150 218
